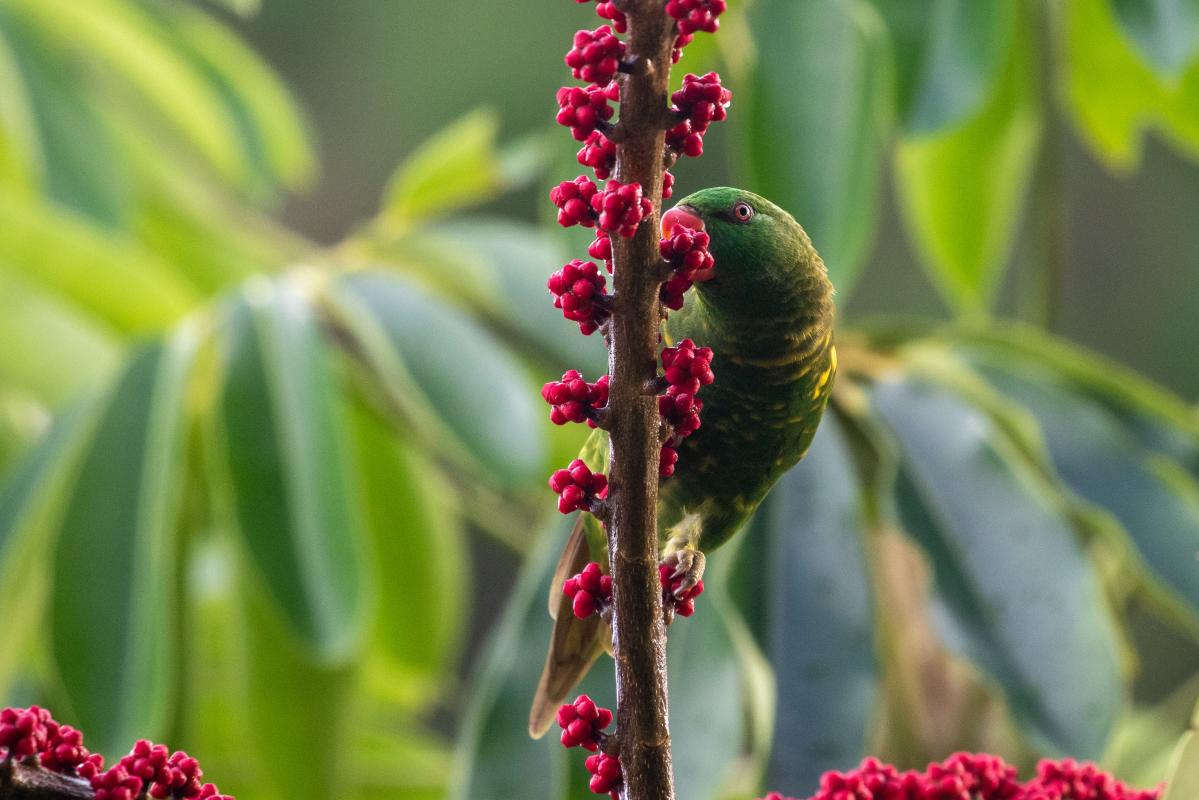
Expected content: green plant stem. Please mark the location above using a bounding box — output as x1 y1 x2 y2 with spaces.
605 2 677 799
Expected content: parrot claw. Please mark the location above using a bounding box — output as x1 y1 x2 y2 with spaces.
663 547 705 599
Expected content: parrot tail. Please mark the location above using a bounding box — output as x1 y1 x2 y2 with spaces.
528 520 612 738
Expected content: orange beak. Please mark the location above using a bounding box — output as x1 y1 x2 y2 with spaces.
661 205 704 238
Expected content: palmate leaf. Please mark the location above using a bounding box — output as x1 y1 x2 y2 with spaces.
872 374 1124 759
214 278 370 662
325 271 544 488
1111 0 1199 77
869 0 1016 134
737 414 877 794
3 0 246 183
0 274 119 406
744 0 892 297
350 401 466 694
1063 0 1199 171
968 358 1199 634
51 327 201 755
0 190 197 333
0 401 98 702
893 3 1040 315
450 520 568 800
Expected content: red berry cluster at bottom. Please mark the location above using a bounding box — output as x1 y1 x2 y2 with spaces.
556 694 613 751
755 754 1161 800
563 561 613 619
659 564 705 617
550 459 609 514
585 752 623 798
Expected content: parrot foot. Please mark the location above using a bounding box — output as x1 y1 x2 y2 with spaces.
661 544 706 599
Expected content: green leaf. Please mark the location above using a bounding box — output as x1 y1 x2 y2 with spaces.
0 190 198 332
160 2 315 191
0 401 97 701
428 219 609 376
215 278 370 661
450 521 568 800
382 110 507 227
0 24 42 192
0 274 119 405
668 548 774 800
894 10 1040 314
51 329 201 754
4 0 246 182
326 271 544 487
749 415 876 792
870 0 1016 134
0 16 132 227
1111 0 1199 76
0 391 46 474
873 375 1124 758
972 360 1199 632
1062 0 1199 171
350 402 466 690
242 580 355 800
744 0 892 296
197 0 261 18
1164 731 1199 800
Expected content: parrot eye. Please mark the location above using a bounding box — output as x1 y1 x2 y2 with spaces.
731 201 755 223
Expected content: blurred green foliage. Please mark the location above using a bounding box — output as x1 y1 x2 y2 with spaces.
1 0 1198 798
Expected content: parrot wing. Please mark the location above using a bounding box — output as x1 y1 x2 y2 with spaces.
529 517 611 738
530 428 613 738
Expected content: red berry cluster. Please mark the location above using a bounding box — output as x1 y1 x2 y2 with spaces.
926 752 1019 800
596 179 652 237
0 706 104 780
563 561 613 619
659 563 705 617
94 740 232 800
550 176 651 239
662 169 676 199
1025 759 1161 800
0 706 52 764
666 72 732 158
585 753 623 798
552 175 600 228
658 339 715 476
0 706 234 799
550 459 609 514
588 231 613 272
543 370 610 426
566 25 626 84
556 83 619 141
548 259 610 335
556 694 614 751
755 754 1161 800
579 131 618 179
659 226 715 310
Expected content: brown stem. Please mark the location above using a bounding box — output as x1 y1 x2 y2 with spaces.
604 3 677 800
0 762 93 800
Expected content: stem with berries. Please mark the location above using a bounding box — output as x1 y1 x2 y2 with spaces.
546 1 729 798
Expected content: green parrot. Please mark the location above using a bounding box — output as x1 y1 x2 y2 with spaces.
529 187 837 737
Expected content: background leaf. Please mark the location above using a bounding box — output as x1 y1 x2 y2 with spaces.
744 0 892 296
746 416 877 793
873 374 1124 758
870 0 1016 134
51 329 200 754
216 279 369 661
894 10 1040 314
327 271 544 487
450 520 568 800
1111 0 1199 77
971 358 1199 633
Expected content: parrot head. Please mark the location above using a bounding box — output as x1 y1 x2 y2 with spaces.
661 187 829 311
